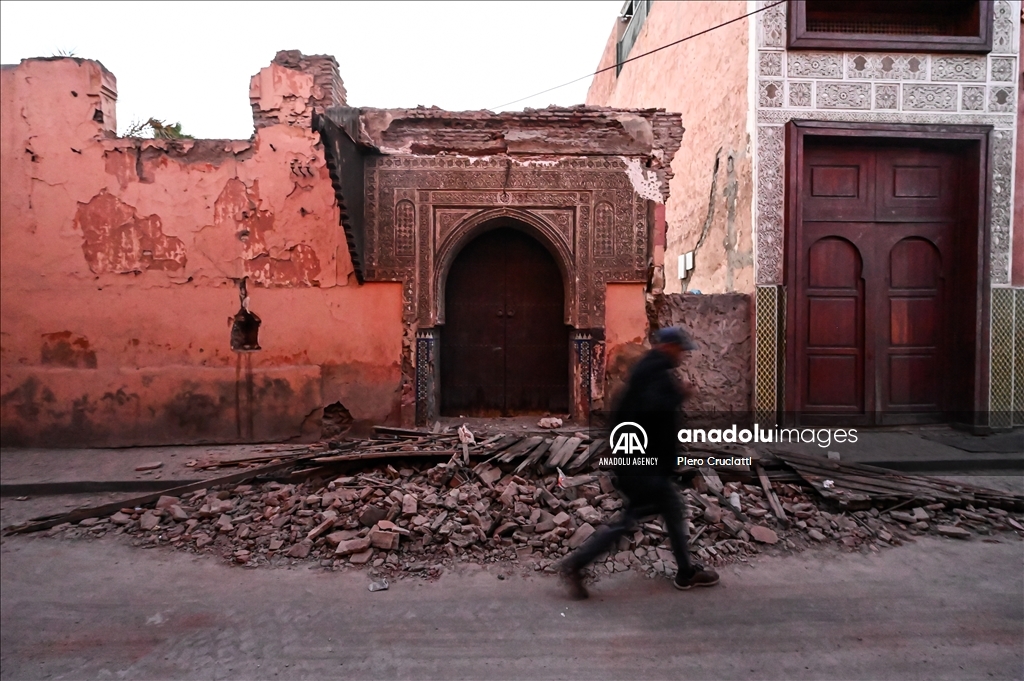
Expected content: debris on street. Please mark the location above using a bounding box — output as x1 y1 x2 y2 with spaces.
6 427 1022 583
774 450 1024 510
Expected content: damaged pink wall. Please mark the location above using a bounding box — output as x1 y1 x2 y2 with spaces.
602 282 649 406
1 56 403 447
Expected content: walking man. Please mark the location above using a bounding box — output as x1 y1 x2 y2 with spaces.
560 326 719 598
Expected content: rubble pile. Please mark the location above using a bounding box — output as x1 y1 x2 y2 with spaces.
38 438 1024 581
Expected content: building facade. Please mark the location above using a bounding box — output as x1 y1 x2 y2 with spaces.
588 0 1023 430
0 51 681 446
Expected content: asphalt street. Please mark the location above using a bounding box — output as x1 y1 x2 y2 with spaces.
1 513 1021 681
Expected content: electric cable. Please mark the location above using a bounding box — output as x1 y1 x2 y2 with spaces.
491 0 787 110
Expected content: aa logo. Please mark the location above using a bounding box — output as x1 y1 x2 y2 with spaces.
610 421 648 455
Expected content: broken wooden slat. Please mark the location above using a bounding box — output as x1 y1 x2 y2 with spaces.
755 463 788 525
543 436 569 467
776 452 967 501
498 436 543 463
773 450 1023 508
3 451 324 535
514 439 553 474
566 439 606 472
194 444 355 469
548 437 582 469
699 467 724 495
311 450 458 463
372 425 433 438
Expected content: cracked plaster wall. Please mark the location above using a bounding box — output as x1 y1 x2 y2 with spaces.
0 56 403 447
587 0 755 295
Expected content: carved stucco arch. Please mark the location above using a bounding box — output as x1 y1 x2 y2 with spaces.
433 207 579 327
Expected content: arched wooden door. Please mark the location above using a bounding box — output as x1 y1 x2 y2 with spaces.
790 140 964 425
441 227 569 416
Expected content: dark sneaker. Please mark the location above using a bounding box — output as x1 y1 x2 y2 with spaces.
673 563 720 590
560 567 589 600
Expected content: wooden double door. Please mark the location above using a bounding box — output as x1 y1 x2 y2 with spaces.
790 140 972 425
441 227 570 416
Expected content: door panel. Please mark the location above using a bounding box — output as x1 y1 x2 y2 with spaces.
802 148 875 222
441 227 568 416
800 234 865 415
442 231 507 415
795 143 959 424
880 234 947 416
504 232 569 413
876 150 958 221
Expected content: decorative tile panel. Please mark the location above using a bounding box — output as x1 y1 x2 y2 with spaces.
847 54 927 80
758 109 1013 127
759 52 782 77
962 86 986 111
990 130 1013 284
990 57 1017 82
989 86 1016 112
902 84 957 111
1015 289 1024 426
787 53 843 79
992 1 1016 53
755 126 784 285
754 285 782 424
931 56 987 81
759 80 784 107
990 288 1014 429
757 0 785 48
788 81 812 107
752 0 1021 424
874 84 899 110
816 83 871 109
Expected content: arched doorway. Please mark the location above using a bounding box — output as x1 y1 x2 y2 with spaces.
441 226 569 416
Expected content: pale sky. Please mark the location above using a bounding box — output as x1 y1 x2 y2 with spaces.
0 1 622 139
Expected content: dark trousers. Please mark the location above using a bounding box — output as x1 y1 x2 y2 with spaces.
564 473 694 576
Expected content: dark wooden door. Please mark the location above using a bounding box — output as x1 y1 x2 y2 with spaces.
793 142 959 425
441 227 569 416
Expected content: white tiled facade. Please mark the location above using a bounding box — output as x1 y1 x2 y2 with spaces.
750 1 1022 427
753 0 1019 286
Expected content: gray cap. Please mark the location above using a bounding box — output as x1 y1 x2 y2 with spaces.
653 326 698 350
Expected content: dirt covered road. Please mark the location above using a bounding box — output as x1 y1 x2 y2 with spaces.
1 520 1021 681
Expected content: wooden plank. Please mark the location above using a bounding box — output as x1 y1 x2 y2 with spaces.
312 450 458 463
784 464 950 499
498 436 543 463
755 463 788 525
514 439 553 474
549 437 583 469
566 439 607 472
699 467 724 494
780 459 965 499
372 425 433 437
3 452 324 535
193 447 330 469
543 436 569 467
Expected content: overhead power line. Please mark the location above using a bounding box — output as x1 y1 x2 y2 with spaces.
491 0 787 110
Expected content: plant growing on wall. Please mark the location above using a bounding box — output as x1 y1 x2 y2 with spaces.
122 118 194 139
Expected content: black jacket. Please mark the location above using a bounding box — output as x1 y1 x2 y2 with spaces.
610 348 686 476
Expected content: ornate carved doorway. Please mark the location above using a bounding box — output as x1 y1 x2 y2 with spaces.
441 226 569 416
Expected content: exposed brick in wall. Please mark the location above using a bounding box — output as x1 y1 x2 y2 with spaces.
357 106 684 199
251 50 348 130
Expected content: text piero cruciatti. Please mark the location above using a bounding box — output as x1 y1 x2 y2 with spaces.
598 456 754 467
